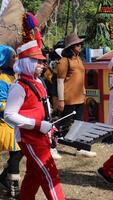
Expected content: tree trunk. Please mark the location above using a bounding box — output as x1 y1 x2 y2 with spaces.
0 0 60 48
36 0 59 27
72 0 79 34
0 0 24 48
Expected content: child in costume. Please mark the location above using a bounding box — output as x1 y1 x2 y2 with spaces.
0 45 23 198
4 40 65 200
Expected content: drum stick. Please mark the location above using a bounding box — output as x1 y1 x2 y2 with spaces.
52 111 76 125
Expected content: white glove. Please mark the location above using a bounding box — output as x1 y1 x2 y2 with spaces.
40 120 52 134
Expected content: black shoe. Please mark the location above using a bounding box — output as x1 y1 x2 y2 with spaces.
8 195 20 200
9 180 20 198
8 193 20 200
96 167 113 183
0 177 20 199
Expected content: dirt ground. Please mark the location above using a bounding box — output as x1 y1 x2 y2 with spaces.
0 142 113 200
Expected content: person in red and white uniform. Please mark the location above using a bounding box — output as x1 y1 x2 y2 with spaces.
4 40 65 200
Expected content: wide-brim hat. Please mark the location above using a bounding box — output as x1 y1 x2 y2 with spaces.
64 32 84 50
17 40 46 60
96 50 113 61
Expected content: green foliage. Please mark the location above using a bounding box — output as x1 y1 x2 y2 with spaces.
43 24 65 47
86 22 112 48
77 0 99 34
22 0 42 13
85 0 113 49
1 0 113 48
21 0 113 48
99 0 113 6
96 0 113 23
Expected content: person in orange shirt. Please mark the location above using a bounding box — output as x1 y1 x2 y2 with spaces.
57 32 96 157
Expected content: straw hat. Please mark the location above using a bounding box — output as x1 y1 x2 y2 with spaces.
17 40 46 60
64 32 84 50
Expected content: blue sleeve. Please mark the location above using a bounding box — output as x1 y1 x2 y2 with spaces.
0 80 10 101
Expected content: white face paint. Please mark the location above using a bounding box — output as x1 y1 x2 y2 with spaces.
13 57 38 77
34 61 44 78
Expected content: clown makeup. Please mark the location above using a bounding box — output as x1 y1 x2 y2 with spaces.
13 57 38 77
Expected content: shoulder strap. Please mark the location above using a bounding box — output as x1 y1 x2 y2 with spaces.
18 79 41 101
18 79 51 121
67 58 71 75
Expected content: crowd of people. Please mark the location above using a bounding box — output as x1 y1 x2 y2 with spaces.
0 9 113 200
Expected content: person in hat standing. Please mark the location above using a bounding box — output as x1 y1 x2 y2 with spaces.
0 45 23 198
4 40 66 200
57 32 96 157
96 58 113 183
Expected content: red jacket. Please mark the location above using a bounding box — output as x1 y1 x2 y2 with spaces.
18 75 51 147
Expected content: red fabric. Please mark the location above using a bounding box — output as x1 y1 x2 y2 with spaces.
26 12 42 48
103 155 113 177
18 46 45 60
17 74 65 200
19 46 40 58
34 27 42 48
19 142 65 200
18 75 50 145
27 12 38 27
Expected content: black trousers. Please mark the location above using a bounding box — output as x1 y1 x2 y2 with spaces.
7 150 23 174
62 103 84 120
59 103 84 126
55 103 84 137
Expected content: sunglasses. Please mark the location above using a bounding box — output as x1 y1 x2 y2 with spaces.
75 43 82 47
38 60 44 64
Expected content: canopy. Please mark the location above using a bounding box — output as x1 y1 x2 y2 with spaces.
96 50 113 61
